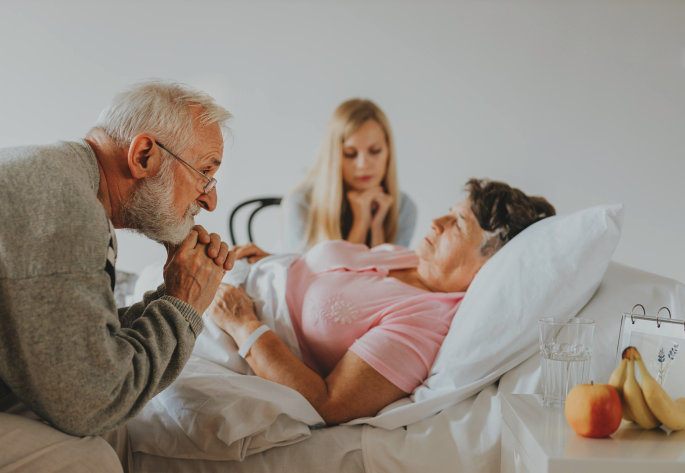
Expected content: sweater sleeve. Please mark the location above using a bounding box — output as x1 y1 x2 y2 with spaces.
394 192 418 248
0 270 202 436
117 284 163 326
117 283 202 335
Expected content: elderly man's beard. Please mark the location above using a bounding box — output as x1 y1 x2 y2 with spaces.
121 161 201 244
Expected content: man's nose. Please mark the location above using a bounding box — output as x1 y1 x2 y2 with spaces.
197 188 217 212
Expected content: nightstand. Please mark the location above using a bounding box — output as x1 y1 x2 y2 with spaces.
501 393 685 473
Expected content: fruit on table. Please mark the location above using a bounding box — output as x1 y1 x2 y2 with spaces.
629 346 685 431
621 347 660 429
564 382 623 438
608 357 634 422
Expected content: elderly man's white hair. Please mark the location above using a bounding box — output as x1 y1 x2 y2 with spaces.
95 80 232 154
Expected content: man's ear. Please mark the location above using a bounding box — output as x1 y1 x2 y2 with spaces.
128 134 162 179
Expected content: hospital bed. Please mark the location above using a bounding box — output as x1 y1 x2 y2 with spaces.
125 204 685 473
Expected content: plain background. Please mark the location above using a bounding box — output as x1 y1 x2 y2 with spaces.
1 0 683 285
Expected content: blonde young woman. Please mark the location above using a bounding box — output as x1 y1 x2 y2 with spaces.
281 99 417 252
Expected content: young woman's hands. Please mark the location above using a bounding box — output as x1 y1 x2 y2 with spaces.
369 192 393 230
346 186 394 247
347 187 379 228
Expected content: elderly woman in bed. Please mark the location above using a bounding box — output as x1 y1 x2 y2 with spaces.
209 178 555 424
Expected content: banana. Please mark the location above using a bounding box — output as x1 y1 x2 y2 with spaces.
608 357 634 422
633 348 685 431
622 347 660 429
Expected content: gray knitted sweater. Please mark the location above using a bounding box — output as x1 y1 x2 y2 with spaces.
0 141 203 436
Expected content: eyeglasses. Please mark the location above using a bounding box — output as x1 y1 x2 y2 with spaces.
156 141 217 194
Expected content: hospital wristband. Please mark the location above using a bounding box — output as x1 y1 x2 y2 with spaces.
238 324 271 358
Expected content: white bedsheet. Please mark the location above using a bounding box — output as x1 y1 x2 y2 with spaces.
362 385 503 473
132 422 365 473
131 387 504 473
130 386 506 473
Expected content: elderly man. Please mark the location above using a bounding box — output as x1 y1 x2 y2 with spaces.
0 81 233 472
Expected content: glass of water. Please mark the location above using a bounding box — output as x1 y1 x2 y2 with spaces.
538 317 595 407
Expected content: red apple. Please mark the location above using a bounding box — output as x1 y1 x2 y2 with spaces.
564 383 623 438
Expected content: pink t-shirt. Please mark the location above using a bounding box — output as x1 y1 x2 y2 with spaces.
285 240 464 393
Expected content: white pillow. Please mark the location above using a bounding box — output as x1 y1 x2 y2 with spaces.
413 204 624 402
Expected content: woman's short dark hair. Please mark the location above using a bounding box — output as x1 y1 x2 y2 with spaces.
466 178 556 257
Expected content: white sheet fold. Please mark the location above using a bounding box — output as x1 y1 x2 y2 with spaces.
362 385 503 473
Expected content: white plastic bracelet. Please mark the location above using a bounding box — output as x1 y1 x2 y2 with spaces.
238 325 271 358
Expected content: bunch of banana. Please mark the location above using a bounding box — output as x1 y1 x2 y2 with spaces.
608 356 634 422
608 345 685 431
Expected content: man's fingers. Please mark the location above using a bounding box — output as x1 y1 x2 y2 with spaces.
223 247 237 271
213 241 229 267
193 225 211 245
207 232 222 259
179 229 199 250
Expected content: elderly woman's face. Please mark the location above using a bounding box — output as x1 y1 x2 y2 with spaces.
415 200 490 293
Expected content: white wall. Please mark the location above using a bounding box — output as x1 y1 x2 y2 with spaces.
2 0 684 284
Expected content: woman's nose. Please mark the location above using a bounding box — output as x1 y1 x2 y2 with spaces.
431 217 445 233
355 153 369 168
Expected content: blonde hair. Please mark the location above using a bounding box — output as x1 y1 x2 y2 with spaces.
294 98 400 249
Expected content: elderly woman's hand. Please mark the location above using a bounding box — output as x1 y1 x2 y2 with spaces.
233 242 271 264
207 283 261 343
